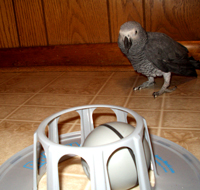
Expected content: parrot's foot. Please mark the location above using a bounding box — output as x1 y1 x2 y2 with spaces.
153 86 177 98
133 81 155 91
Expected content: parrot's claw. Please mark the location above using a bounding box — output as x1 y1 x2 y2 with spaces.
152 92 160 98
133 81 155 91
152 86 177 98
133 86 142 91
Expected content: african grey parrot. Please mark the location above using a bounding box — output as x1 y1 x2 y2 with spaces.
118 21 200 97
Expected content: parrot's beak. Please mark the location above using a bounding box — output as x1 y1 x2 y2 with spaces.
124 36 132 53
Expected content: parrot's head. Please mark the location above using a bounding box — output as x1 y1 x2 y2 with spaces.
118 21 147 54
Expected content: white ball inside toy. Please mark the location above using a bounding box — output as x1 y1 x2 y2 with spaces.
81 121 151 190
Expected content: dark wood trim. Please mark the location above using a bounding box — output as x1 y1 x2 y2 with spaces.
0 42 199 70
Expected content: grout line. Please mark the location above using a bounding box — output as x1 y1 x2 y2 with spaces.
2 119 43 123
2 104 70 108
165 96 200 99
88 72 115 104
0 73 21 86
0 72 65 124
158 109 200 113
157 93 165 136
68 72 115 132
3 103 200 112
123 75 140 107
68 120 80 133
159 127 200 130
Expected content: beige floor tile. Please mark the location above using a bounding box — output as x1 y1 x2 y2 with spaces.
59 175 89 190
58 156 86 175
160 129 200 160
167 88 200 97
0 105 18 119
91 107 159 130
131 74 200 97
131 76 165 97
0 75 57 93
59 111 80 124
0 94 33 105
115 110 160 130
7 106 79 122
1 70 200 190
92 95 127 106
170 75 197 88
111 72 138 78
127 97 163 110
129 110 161 128
58 123 80 135
25 94 93 107
18 72 63 77
164 97 200 111
38 174 89 190
69 124 81 132
61 71 112 78
39 156 89 190
92 108 117 127
148 128 158 136
166 75 200 97
0 120 40 165
99 74 137 96
40 76 108 95
162 111 200 128
0 73 19 84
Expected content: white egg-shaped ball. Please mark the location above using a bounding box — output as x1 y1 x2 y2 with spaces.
81 121 151 190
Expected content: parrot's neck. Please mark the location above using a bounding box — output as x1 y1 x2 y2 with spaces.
127 50 144 63
128 34 147 55
127 43 145 57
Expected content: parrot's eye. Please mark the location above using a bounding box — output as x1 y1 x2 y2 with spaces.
135 30 137 34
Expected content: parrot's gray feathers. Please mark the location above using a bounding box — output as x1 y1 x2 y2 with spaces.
145 32 197 77
118 21 200 97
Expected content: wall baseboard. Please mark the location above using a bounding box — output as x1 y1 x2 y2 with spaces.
0 42 199 72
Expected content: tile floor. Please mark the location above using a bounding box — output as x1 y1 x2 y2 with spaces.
0 69 200 189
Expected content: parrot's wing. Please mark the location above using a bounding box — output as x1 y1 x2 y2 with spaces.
144 32 196 76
